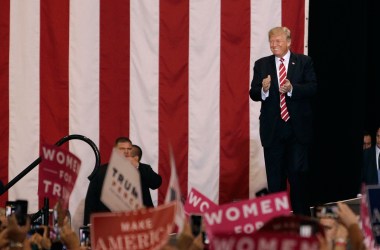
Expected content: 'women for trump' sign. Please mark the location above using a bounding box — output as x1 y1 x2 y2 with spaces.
38 144 81 208
204 192 291 236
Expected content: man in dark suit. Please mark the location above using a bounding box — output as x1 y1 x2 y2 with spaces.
83 137 162 225
362 126 380 185
129 144 162 207
249 27 317 215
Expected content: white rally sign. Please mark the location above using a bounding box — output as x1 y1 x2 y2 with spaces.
101 148 143 211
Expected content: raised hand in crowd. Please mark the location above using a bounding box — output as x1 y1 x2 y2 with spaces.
59 216 84 250
6 214 31 250
316 232 330 250
0 227 9 249
318 201 366 250
161 217 204 250
28 225 51 250
176 218 204 250
318 217 337 250
336 202 359 229
335 202 366 250
318 216 349 250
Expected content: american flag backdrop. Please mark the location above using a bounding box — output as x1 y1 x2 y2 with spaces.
0 0 308 231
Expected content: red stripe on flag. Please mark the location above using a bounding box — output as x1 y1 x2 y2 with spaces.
99 0 131 163
39 0 70 207
158 0 190 204
0 0 10 204
219 0 250 204
282 0 305 54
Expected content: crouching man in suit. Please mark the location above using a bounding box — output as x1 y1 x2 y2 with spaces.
83 137 162 225
128 144 162 207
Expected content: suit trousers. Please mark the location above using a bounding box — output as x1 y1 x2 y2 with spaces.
263 119 311 216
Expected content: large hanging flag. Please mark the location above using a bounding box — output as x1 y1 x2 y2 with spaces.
0 0 308 233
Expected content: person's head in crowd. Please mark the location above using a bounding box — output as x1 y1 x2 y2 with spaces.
376 126 380 149
268 26 291 58
114 136 132 158
130 144 142 162
126 144 143 168
363 131 372 150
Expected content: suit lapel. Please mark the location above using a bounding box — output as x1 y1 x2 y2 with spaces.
287 52 297 81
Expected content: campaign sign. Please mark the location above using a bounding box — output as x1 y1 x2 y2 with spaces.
203 191 291 238
210 231 319 250
90 202 176 250
164 149 185 233
38 144 81 208
367 185 380 246
101 148 143 212
184 187 218 215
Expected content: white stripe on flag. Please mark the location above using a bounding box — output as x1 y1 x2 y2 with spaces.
69 0 100 232
188 0 221 204
9 0 41 213
130 0 160 206
304 0 310 55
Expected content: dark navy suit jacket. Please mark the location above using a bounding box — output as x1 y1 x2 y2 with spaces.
83 162 162 225
249 52 317 147
362 146 379 185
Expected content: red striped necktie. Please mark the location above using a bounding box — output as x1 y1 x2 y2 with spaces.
279 58 290 122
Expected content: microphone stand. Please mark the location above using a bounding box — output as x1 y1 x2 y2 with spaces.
0 134 100 225
0 134 101 196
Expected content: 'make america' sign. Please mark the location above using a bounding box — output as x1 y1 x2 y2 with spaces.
90 202 176 250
